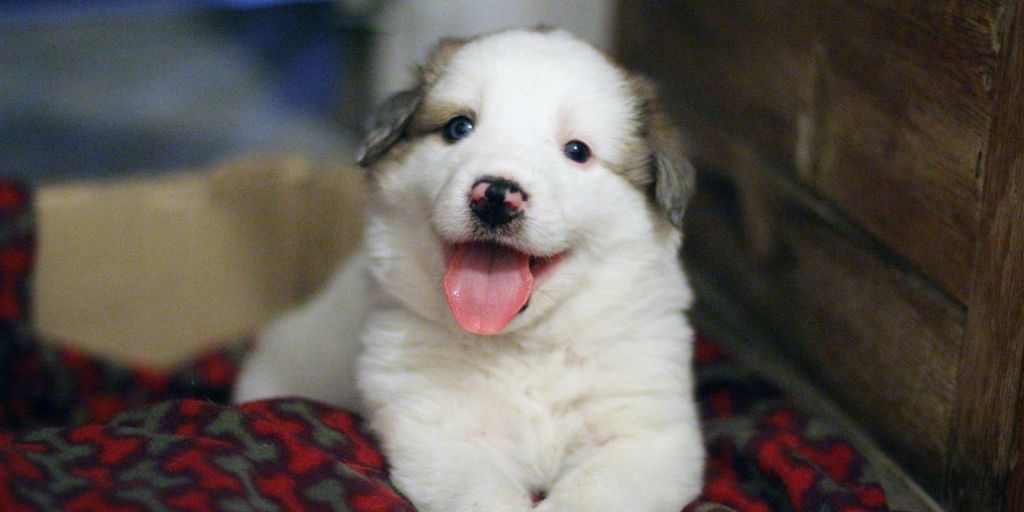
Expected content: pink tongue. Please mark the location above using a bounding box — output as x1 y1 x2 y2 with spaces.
444 242 533 335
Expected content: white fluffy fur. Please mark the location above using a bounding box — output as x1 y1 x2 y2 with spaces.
234 30 704 511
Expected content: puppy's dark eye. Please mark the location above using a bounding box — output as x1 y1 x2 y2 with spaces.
563 140 591 163
442 116 474 142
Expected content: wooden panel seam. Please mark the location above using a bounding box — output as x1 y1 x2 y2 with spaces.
706 152 969 315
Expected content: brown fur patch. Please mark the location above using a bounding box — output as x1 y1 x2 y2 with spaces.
420 37 470 88
606 75 661 190
621 72 696 227
358 37 474 167
614 136 656 189
410 101 475 135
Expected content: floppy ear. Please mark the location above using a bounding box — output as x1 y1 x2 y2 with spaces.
356 87 423 167
632 76 696 229
356 36 469 168
648 109 696 228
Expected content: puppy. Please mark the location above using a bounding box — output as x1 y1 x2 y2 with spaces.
234 29 704 512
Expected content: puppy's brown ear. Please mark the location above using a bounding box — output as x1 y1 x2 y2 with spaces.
635 77 696 228
357 37 469 168
648 110 696 228
356 87 423 167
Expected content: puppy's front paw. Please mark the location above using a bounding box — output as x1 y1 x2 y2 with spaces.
389 457 535 512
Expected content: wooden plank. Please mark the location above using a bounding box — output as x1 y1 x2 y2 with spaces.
944 3 1024 510
616 0 1003 302
811 0 998 304
683 165 965 494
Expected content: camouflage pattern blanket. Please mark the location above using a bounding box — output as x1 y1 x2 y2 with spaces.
0 181 899 511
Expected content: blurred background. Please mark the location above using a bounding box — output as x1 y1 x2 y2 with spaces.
0 0 611 184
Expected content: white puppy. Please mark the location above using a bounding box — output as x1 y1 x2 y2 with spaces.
235 29 704 512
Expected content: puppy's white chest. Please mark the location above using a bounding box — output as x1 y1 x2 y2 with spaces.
455 348 609 488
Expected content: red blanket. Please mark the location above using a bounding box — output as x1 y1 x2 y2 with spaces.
0 181 900 511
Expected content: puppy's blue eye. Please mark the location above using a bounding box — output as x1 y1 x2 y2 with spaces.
443 116 474 142
563 140 591 163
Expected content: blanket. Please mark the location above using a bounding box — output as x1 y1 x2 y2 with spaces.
0 180 899 511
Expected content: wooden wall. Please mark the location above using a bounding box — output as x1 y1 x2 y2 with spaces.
616 2 1024 510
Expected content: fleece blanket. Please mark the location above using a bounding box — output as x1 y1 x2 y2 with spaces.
0 180 899 511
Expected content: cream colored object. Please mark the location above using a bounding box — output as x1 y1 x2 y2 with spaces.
33 155 366 368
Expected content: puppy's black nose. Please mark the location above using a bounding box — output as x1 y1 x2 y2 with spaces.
470 177 527 228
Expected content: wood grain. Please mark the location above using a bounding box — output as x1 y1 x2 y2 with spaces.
617 0 1003 302
813 1 997 304
683 163 965 493
944 3 1024 510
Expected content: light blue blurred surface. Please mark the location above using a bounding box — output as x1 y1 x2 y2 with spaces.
0 1 367 183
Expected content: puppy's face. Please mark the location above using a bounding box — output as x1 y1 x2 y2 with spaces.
358 30 694 336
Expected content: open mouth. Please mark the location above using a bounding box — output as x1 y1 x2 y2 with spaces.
443 241 564 335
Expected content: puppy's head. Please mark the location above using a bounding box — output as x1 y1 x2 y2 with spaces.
357 30 695 336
